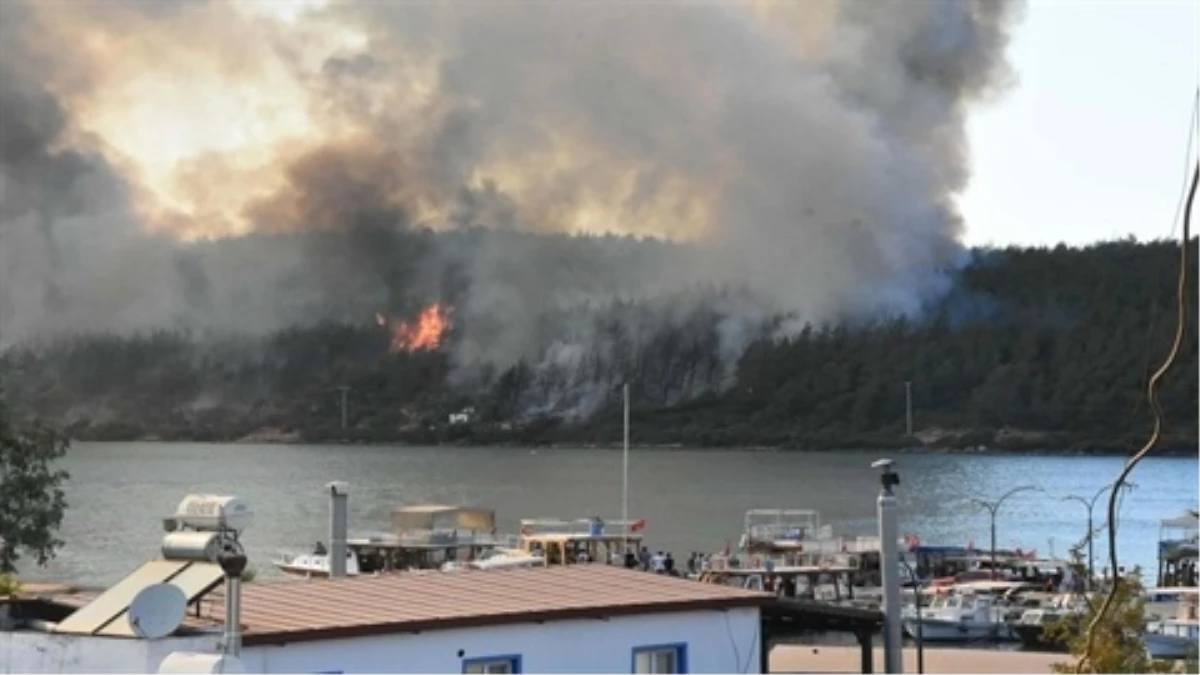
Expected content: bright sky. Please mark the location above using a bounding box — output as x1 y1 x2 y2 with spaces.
959 0 1200 248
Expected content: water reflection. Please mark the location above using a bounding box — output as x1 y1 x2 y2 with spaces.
26 442 1199 587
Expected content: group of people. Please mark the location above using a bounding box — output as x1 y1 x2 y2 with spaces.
612 547 716 577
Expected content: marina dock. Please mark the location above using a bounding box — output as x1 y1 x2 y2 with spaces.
770 645 1063 674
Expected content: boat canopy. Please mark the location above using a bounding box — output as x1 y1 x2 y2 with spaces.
1161 512 1200 531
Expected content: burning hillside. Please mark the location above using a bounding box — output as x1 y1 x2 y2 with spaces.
378 304 453 353
0 0 1024 413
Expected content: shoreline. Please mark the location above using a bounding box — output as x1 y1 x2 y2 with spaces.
68 435 1198 458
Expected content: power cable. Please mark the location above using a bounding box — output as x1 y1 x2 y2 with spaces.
1075 161 1198 673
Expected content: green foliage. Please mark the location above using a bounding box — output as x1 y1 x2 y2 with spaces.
0 401 70 574
0 239 1196 450
0 572 20 596
1050 571 1197 674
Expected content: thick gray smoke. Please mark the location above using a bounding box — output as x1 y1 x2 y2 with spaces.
0 0 1023 396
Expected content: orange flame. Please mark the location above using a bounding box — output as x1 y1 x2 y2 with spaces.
380 304 452 353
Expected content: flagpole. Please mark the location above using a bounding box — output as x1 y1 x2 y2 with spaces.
623 383 630 553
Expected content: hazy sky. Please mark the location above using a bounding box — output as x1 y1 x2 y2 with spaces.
958 0 1199 248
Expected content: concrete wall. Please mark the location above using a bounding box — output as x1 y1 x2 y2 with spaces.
239 608 761 674
0 631 213 673
1 608 760 674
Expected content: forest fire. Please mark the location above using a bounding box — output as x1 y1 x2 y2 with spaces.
377 304 452 353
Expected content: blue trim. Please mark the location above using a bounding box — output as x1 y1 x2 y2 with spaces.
462 654 522 674
631 643 688 674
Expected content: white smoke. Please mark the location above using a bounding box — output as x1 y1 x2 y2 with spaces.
0 0 1023 408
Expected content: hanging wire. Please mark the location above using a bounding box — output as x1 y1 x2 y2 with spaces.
1080 90 1200 672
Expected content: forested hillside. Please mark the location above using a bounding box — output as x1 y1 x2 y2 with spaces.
0 238 1195 454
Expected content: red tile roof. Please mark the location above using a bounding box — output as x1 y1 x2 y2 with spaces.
217 565 770 646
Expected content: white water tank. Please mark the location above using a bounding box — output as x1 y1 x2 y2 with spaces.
158 652 245 674
166 495 254 534
162 531 238 563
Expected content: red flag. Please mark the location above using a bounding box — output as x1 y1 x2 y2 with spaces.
629 518 646 533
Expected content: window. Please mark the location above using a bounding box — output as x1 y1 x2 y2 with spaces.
632 644 687 674
462 655 521 674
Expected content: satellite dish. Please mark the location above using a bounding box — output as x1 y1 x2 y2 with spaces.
128 583 187 639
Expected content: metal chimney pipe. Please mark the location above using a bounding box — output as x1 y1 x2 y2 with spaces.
328 481 349 578
217 552 248 658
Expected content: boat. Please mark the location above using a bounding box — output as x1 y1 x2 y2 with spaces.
1144 586 1199 660
516 516 646 565
274 504 512 576
902 581 1039 642
442 547 547 571
1010 593 1090 652
730 508 899 587
275 546 361 578
698 561 861 604
1155 511 1199 590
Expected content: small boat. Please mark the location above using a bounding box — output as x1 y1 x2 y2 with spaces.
274 547 360 578
902 581 1036 642
442 547 547 571
1144 587 1199 660
903 592 1002 641
1010 593 1090 652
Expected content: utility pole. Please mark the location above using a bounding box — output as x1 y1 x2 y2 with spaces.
335 386 349 430
873 458 903 674
622 383 630 554
904 381 913 437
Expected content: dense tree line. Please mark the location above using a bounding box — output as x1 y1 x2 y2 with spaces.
0 239 1195 454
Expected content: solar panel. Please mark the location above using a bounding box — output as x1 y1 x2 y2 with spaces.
95 562 225 637
56 560 189 635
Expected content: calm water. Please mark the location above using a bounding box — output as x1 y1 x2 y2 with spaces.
20 442 1199 587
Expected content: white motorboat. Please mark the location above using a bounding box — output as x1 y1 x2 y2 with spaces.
274 547 360 578
442 548 547 571
903 581 1037 642
1010 592 1091 651
1144 587 1199 660
903 593 1004 641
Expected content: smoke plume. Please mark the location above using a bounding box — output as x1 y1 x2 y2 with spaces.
0 0 1023 399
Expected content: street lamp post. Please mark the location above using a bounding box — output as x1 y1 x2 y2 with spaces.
1063 483 1135 590
971 485 1039 579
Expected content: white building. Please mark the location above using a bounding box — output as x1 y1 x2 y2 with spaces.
3 565 768 674
449 407 476 425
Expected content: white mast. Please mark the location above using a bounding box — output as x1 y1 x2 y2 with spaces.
623 383 630 553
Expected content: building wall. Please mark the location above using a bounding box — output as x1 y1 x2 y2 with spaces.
0 631 213 674
239 608 761 674
1 608 760 674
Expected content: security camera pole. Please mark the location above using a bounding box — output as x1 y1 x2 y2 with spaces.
873 458 903 674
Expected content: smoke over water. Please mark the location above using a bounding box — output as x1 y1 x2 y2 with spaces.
0 0 1022 408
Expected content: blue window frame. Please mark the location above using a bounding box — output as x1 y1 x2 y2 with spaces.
462 654 522 674
632 643 688 674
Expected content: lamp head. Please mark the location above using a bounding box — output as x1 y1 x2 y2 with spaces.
872 458 900 490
